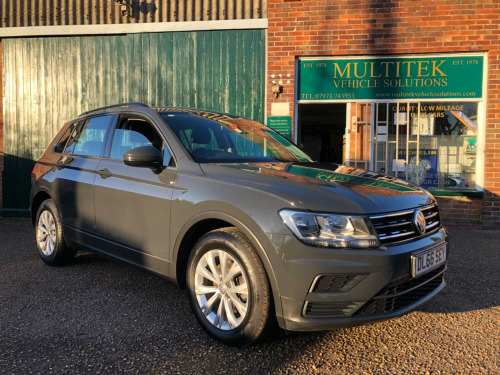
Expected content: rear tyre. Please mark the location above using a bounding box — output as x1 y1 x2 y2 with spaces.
35 199 75 266
186 228 271 346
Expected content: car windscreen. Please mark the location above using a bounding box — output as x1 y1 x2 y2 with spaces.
160 112 312 163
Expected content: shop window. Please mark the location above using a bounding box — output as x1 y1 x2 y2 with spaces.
370 102 478 190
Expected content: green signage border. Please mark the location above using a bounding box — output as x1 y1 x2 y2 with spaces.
298 55 484 101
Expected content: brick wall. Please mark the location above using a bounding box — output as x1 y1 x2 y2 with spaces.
435 196 483 226
267 0 500 226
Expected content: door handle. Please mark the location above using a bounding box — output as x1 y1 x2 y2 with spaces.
97 168 112 178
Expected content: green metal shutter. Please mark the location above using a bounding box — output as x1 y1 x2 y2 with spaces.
2 30 265 210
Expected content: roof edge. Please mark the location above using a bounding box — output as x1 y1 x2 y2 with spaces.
0 19 268 38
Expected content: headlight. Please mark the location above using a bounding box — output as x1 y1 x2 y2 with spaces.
279 209 380 249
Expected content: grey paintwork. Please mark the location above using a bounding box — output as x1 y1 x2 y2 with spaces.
30 105 448 331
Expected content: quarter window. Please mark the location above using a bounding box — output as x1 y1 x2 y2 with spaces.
63 122 83 154
54 123 76 153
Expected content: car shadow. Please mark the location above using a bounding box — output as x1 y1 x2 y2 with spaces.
416 227 500 314
68 224 499 358
73 250 110 265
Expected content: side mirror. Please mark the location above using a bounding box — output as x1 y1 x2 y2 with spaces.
123 146 162 169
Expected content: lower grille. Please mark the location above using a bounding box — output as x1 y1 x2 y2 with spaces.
304 301 364 317
354 265 445 317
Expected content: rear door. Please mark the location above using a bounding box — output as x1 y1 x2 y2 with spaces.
93 115 177 270
53 115 114 248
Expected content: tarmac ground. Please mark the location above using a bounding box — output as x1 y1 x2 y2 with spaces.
0 219 499 374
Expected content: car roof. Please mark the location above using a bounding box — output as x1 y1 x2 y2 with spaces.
77 103 240 120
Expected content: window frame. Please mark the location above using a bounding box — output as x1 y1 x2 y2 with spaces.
103 113 177 169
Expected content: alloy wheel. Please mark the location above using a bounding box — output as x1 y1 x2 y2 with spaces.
37 210 57 256
194 249 249 330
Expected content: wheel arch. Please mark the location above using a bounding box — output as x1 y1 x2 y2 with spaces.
30 189 53 226
172 211 283 321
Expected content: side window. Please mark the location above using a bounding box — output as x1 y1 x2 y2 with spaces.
54 123 76 153
70 116 112 157
109 117 164 160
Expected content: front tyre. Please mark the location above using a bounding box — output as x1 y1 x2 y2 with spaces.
187 228 271 346
35 199 75 266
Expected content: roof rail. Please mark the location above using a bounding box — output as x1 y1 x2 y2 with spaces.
79 102 149 117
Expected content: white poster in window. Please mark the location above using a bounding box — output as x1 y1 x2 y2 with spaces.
377 125 387 142
394 112 407 125
396 149 438 188
411 115 435 136
392 159 407 172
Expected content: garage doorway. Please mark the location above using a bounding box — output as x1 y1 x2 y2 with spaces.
297 103 347 163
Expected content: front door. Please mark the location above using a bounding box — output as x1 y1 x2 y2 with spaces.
93 115 176 271
345 103 375 171
297 103 346 163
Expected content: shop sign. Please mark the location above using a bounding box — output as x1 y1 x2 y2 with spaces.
267 116 292 140
299 55 483 101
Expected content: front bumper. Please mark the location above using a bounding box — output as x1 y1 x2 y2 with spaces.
269 227 449 331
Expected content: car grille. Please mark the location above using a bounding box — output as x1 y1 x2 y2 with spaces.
354 265 446 317
370 204 441 245
304 301 364 317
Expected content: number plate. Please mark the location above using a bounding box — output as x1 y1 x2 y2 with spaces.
411 243 447 278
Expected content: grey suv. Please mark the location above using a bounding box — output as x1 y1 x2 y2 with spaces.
30 103 448 345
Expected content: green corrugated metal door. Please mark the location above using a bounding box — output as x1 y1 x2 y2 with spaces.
2 30 265 210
